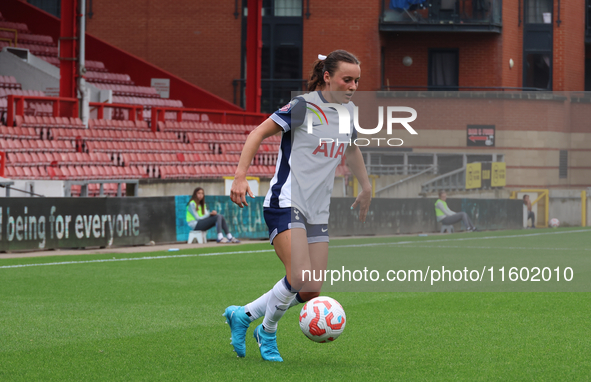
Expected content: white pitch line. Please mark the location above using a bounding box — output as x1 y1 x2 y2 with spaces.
0 249 275 269
1 229 589 269
330 229 591 249
400 245 591 251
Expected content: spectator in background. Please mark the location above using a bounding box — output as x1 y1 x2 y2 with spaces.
435 190 477 231
523 194 536 228
186 187 240 243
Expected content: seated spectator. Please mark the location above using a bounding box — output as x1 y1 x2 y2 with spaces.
435 190 477 232
186 187 240 243
523 194 536 228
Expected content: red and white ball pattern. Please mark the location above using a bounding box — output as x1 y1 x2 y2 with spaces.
550 218 560 228
299 296 346 343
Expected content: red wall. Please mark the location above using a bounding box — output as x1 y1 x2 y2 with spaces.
303 0 382 92
553 0 585 91
382 32 503 90
500 0 523 88
85 0 243 105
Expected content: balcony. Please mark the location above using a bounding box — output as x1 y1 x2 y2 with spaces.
380 0 502 33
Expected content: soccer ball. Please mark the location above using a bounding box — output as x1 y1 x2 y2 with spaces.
299 296 346 343
550 218 560 228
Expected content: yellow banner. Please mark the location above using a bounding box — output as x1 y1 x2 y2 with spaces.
465 163 482 189
491 162 506 187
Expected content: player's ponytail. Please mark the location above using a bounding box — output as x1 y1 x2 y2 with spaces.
307 50 360 91
307 59 326 91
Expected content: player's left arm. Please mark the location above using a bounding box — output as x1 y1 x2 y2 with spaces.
345 145 372 222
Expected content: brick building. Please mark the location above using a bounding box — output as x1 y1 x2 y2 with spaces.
23 0 591 189
59 0 586 108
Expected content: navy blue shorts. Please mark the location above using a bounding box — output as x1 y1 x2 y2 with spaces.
263 207 329 245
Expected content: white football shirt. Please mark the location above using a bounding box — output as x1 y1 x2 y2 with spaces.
263 91 357 224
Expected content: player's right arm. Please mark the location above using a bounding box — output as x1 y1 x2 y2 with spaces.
231 118 283 208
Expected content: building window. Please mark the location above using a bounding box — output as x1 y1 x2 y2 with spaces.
437 154 464 174
559 150 568 179
428 49 459 91
524 54 551 90
467 154 494 163
260 0 302 16
274 0 302 16
27 0 61 18
525 0 553 24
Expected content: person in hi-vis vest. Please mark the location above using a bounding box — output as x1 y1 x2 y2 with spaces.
187 187 240 243
435 190 477 231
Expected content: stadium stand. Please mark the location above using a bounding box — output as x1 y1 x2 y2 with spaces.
0 31 53 45
40 56 108 72
0 10 183 112
92 84 160 98
3 108 275 184
0 75 21 89
0 20 28 34
0 10 277 194
1 94 278 186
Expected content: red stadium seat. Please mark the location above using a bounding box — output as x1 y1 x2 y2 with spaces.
95 166 107 179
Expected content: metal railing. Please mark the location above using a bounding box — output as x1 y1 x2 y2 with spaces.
89 102 144 121
5 94 79 126
366 164 436 176
376 165 437 195
0 180 15 197
421 166 465 193
0 28 18 47
150 106 267 131
64 180 139 197
381 0 502 28
0 181 46 197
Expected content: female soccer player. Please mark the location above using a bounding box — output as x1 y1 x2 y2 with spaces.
224 50 371 361
186 187 240 243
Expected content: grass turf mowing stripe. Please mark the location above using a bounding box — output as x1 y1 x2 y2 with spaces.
1 228 589 269
0 249 275 269
1 228 590 379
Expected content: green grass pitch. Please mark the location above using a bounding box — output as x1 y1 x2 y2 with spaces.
1 227 590 381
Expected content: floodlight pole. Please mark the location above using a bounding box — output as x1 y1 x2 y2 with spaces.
245 0 262 113
59 0 77 100
78 0 89 127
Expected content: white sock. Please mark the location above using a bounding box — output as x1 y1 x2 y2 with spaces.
245 291 301 322
217 232 223 241
245 290 272 321
289 293 304 309
227 233 233 240
262 277 296 333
